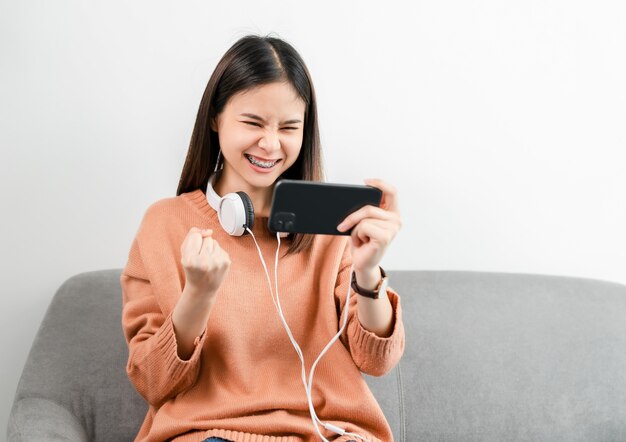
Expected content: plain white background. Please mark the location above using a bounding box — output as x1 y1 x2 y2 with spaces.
1 0 625 434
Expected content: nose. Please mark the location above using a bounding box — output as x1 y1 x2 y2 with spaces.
258 130 281 154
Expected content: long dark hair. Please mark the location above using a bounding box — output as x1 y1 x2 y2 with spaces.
177 34 324 255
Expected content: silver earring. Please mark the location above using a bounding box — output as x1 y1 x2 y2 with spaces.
214 150 223 173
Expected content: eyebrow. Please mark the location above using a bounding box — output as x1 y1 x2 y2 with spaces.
239 113 302 125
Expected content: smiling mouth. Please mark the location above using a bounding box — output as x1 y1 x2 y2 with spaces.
244 154 282 169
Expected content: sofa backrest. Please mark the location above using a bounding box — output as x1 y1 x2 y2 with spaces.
11 270 149 441
11 269 626 441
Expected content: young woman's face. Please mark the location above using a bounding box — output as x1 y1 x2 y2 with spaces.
212 81 306 192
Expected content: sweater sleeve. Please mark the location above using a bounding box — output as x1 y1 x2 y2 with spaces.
120 236 208 407
336 242 406 377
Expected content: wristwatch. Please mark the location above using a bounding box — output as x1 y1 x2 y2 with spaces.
351 267 388 299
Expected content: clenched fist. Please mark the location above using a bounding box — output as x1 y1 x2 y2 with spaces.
180 227 231 300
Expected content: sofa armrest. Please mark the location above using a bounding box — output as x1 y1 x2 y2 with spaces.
7 397 88 442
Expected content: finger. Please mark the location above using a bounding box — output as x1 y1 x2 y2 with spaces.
337 205 395 232
201 234 215 255
356 219 391 243
210 243 231 268
359 218 397 234
216 246 231 267
181 227 205 256
364 178 400 213
360 217 402 239
351 220 388 248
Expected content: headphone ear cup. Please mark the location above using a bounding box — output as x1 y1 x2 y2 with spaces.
236 191 255 233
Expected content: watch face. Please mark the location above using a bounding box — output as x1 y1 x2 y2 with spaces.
378 278 389 296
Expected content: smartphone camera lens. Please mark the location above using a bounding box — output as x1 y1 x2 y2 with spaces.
271 212 296 232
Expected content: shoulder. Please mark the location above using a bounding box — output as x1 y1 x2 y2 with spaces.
141 195 182 225
137 191 202 240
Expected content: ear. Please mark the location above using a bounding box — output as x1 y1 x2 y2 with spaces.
210 116 218 132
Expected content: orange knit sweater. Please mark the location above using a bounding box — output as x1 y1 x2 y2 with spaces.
120 189 405 442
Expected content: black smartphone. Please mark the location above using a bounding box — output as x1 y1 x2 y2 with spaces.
268 180 383 235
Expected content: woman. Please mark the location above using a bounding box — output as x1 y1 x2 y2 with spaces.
121 34 405 442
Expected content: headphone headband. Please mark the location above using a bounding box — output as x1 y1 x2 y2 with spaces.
206 174 223 213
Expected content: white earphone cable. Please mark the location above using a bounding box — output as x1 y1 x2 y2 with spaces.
246 227 370 442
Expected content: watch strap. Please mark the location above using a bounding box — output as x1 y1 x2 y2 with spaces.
351 267 387 299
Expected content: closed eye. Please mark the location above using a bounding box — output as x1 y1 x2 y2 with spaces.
243 121 299 130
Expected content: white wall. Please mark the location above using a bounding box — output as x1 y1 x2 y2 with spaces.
1 0 625 434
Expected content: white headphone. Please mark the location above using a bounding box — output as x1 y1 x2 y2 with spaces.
206 173 289 238
206 174 255 236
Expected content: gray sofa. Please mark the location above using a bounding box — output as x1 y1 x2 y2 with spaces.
8 269 626 441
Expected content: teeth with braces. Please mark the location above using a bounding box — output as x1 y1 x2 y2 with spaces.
246 154 278 168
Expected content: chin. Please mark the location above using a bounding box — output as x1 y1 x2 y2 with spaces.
245 171 282 188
